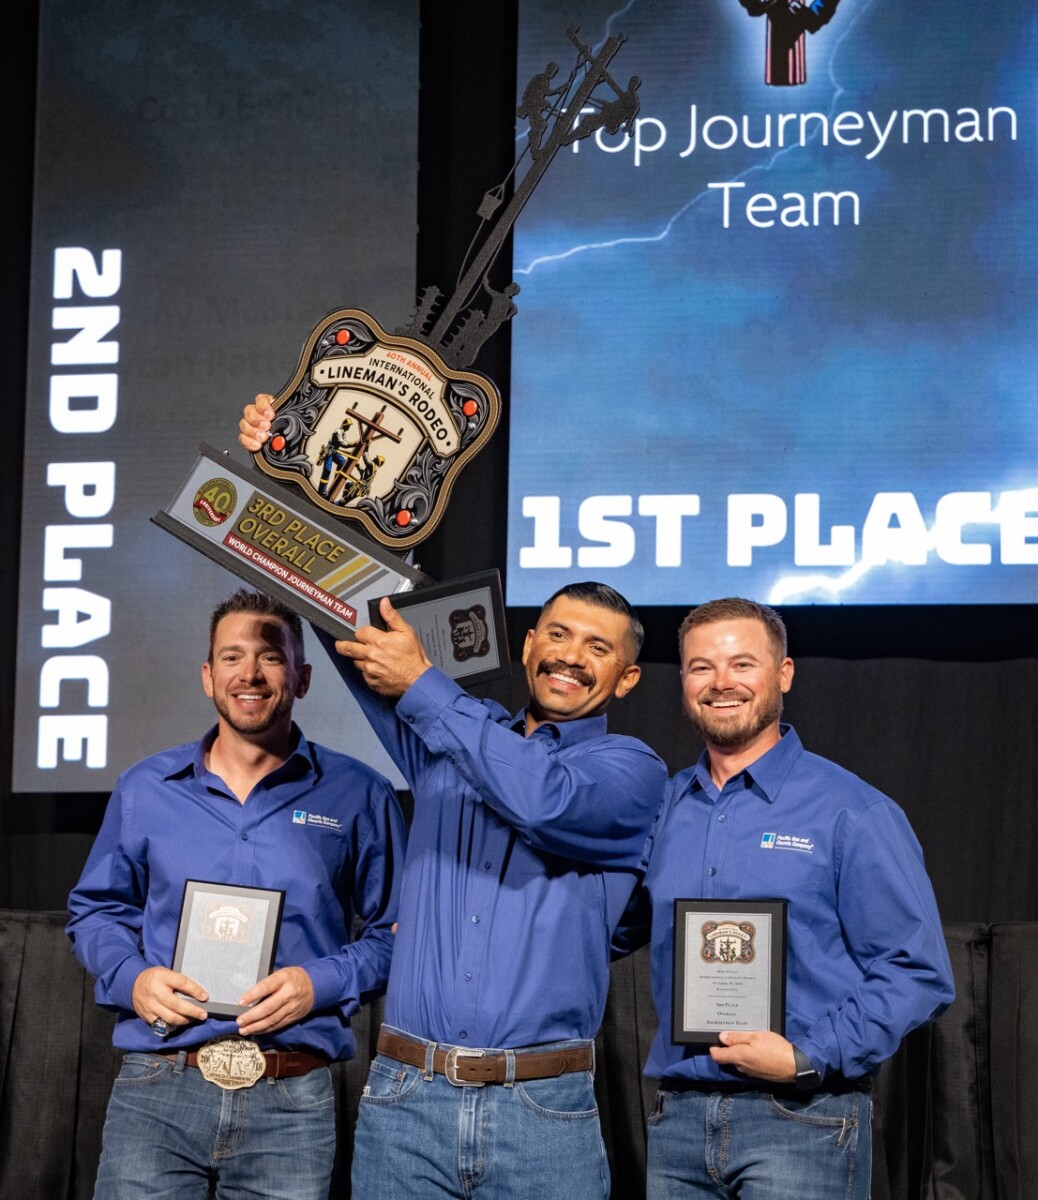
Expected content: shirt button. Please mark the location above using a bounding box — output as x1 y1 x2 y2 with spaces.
464 973 472 981
241 834 248 841
459 1030 468 1039
718 815 727 823
484 861 492 870
707 867 717 876
471 915 480 924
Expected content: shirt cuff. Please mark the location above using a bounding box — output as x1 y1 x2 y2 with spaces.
301 956 358 1015
108 954 151 1012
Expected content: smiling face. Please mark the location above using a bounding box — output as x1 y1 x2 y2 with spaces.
522 595 641 731
680 617 793 756
202 612 311 742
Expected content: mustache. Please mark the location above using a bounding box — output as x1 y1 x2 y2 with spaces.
536 660 593 687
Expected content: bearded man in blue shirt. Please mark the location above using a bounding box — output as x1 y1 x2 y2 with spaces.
67 589 405 1200
617 597 954 1200
241 395 668 1200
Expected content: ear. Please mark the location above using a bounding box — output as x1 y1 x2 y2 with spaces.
295 663 312 700
612 663 641 701
779 657 794 694
201 661 214 699
521 628 535 667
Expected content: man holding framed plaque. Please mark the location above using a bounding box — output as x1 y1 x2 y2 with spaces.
67 589 405 1200
615 598 954 1200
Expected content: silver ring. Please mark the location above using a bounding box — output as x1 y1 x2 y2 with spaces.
151 1018 170 1038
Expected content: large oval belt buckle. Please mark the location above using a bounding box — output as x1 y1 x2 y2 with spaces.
196 1037 267 1090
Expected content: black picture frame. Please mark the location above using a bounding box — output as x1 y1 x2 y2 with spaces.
171 880 285 1018
672 898 787 1045
368 568 511 687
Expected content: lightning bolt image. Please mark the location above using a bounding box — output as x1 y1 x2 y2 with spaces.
767 488 1038 604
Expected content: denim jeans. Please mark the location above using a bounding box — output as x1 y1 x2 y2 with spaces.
351 1035 609 1199
94 1052 336 1200
646 1085 872 1200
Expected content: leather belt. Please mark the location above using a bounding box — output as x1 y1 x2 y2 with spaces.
156 1046 327 1079
377 1028 594 1087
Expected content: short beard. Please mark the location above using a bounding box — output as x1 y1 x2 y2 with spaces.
213 693 293 737
685 687 783 750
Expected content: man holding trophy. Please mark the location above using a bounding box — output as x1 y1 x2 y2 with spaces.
615 597 954 1199
242 384 669 1200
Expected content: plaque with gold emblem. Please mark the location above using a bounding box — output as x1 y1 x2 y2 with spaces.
672 899 788 1044
171 880 285 1018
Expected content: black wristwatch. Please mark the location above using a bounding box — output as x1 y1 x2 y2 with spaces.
792 1044 822 1091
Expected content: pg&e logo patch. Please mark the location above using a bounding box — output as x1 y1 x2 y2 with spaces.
292 810 307 824
760 832 776 849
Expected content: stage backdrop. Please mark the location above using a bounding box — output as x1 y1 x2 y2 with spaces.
13 0 419 792
508 0 1037 607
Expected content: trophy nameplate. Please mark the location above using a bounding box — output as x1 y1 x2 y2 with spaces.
153 444 427 642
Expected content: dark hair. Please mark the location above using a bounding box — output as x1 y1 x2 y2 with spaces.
540 581 645 660
677 597 787 662
208 589 305 663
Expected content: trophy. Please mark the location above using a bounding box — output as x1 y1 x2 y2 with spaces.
155 26 641 685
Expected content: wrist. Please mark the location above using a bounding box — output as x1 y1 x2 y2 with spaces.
791 1044 822 1090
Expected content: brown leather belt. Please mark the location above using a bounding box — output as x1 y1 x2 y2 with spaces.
156 1047 327 1079
377 1028 594 1086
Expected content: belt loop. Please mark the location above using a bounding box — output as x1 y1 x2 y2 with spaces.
174 1050 187 1075
422 1039 436 1082
504 1049 516 1088
589 1040 596 1079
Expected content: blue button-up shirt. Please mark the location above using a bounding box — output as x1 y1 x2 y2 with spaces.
618 725 954 1082
67 724 405 1061
320 639 667 1049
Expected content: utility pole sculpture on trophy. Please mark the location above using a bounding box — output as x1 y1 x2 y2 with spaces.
156 26 639 684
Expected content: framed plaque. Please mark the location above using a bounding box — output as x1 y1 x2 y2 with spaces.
368 569 510 686
672 899 787 1045
171 880 285 1018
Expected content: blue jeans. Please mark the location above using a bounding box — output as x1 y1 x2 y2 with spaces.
646 1085 872 1200
351 1033 609 1199
94 1052 336 1200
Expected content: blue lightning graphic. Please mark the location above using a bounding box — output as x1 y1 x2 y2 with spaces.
516 0 876 278
767 488 1038 604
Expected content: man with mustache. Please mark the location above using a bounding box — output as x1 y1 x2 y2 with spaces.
243 386 668 1199
328 585 666 1200
617 597 954 1200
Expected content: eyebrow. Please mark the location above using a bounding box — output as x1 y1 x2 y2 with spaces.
546 621 616 651
684 651 764 666
216 642 282 655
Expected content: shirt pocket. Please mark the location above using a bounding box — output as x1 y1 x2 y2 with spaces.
735 842 831 931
